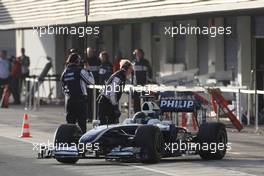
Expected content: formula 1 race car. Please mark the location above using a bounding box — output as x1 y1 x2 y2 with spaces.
39 92 228 164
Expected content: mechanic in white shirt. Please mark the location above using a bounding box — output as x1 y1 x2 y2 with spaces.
97 59 133 125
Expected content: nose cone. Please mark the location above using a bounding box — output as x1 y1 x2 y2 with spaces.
79 125 108 144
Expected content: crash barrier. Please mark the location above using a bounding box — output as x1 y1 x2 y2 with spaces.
24 75 60 110
87 84 263 131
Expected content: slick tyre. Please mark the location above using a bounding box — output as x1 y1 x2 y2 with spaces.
135 125 163 163
54 124 82 164
198 122 228 160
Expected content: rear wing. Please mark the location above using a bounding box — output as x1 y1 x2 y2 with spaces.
159 92 200 113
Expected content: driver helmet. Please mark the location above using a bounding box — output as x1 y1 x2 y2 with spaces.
132 111 148 124
141 102 160 118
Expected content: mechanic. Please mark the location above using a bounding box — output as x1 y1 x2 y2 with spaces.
61 53 95 133
98 51 113 85
86 47 101 122
98 59 133 125
132 48 153 113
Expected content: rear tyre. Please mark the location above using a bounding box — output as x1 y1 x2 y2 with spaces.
134 125 163 163
54 124 82 164
197 123 228 160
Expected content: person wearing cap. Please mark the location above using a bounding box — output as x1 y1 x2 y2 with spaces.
61 53 95 133
98 51 113 85
97 59 133 125
132 48 153 113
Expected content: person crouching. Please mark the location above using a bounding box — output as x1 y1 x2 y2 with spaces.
98 59 133 125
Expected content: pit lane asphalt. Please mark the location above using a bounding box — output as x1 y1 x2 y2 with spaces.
0 106 263 176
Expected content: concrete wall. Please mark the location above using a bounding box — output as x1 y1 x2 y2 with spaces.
159 21 175 75
140 23 152 64
18 29 58 98
208 18 225 73
101 26 113 61
14 16 254 100
0 30 16 57
119 24 132 59
185 20 198 70
237 16 252 87
2 0 264 30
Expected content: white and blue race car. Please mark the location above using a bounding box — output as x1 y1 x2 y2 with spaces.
39 93 228 164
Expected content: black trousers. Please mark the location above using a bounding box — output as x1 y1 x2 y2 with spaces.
10 77 21 104
133 91 141 113
66 98 87 133
87 89 100 122
98 96 120 125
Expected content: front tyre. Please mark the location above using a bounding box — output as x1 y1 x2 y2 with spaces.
54 124 82 164
134 125 163 163
198 122 228 160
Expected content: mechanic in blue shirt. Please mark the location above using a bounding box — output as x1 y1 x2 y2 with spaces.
98 51 113 85
132 48 153 113
98 59 133 125
86 47 101 122
0 50 10 99
86 47 100 84
61 53 95 133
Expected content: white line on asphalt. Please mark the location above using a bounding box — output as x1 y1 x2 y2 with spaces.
130 165 179 176
228 151 241 155
129 164 258 176
0 123 259 176
0 135 259 176
1 135 36 145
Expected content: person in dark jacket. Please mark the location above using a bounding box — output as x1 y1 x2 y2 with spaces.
61 53 94 133
10 56 22 104
86 47 101 122
98 59 133 125
86 47 100 84
132 48 153 113
98 51 113 85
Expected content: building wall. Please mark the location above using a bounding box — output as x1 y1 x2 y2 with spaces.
1 0 264 29
78 17 254 87
18 29 66 98
14 15 261 101
0 30 16 57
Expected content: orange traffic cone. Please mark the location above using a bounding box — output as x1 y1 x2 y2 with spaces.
20 114 31 138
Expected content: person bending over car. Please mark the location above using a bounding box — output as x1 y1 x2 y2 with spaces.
61 53 95 133
98 59 133 125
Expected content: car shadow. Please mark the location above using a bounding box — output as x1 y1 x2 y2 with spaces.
50 156 264 168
